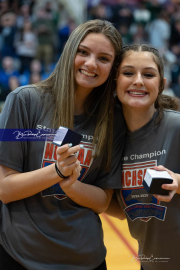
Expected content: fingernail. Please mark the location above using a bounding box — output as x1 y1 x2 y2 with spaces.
79 144 84 149
69 143 73 147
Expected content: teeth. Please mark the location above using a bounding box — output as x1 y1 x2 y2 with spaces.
129 91 146 95
81 70 96 77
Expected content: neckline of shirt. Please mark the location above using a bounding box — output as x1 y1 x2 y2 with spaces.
127 110 159 139
74 113 87 125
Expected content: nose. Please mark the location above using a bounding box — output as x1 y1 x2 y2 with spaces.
133 73 144 86
85 55 97 70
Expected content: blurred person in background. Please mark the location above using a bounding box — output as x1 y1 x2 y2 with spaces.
147 10 171 51
0 56 19 100
19 58 51 86
171 45 180 94
0 11 17 58
58 18 77 55
43 0 59 27
16 3 35 30
162 49 177 86
14 20 37 74
33 7 55 72
170 18 180 48
110 0 134 29
88 3 111 21
133 2 151 26
29 72 41 84
118 24 132 45
130 23 148 44
169 0 180 22
173 74 180 99
144 0 163 21
162 80 176 97
8 75 20 92
0 0 9 16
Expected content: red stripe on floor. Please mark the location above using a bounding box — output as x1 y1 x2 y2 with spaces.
102 213 139 260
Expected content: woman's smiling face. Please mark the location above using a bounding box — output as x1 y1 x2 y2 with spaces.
117 51 161 112
74 32 115 95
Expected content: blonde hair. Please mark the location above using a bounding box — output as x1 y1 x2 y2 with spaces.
36 19 122 170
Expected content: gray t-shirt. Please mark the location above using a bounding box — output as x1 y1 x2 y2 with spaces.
117 109 180 270
0 86 126 270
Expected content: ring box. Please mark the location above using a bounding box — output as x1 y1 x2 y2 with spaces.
53 126 83 147
143 169 173 195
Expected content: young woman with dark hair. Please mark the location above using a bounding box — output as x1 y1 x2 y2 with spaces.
107 44 180 270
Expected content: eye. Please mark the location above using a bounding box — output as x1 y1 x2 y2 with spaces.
144 73 154 78
77 49 88 56
99 56 109 62
123 72 133 76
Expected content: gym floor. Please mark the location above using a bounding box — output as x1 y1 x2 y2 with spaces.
100 214 140 270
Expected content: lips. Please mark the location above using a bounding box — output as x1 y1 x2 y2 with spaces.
80 69 97 77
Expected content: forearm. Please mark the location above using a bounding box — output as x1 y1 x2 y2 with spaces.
0 164 61 204
62 180 113 214
0 144 82 204
105 194 126 220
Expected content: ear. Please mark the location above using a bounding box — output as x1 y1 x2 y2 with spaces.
163 78 166 87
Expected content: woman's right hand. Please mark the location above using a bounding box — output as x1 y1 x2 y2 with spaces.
0 144 82 204
56 144 81 178
153 165 179 202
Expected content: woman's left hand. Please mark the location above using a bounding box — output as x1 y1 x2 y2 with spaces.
59 161 82 193
153 165 179 202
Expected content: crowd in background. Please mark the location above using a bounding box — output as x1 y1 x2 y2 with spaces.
0 0 78 110
1 0 180 110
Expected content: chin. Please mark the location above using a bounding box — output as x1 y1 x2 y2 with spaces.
128 101 146 108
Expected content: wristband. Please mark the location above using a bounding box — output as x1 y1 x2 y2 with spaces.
55 163 68 179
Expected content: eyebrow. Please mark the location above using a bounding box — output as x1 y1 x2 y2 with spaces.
121 65 158 72
79 45 114 58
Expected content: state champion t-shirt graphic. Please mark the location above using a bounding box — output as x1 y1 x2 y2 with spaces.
121 160 167 222
41 139 95 200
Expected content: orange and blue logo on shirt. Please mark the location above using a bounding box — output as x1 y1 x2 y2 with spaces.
41 139 95 200
121 160 167 222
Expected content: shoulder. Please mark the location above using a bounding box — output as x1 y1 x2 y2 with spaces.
6 85 43 107
1 85 45 118
163 109 180 120
11 85 41 98
162 109 180 128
